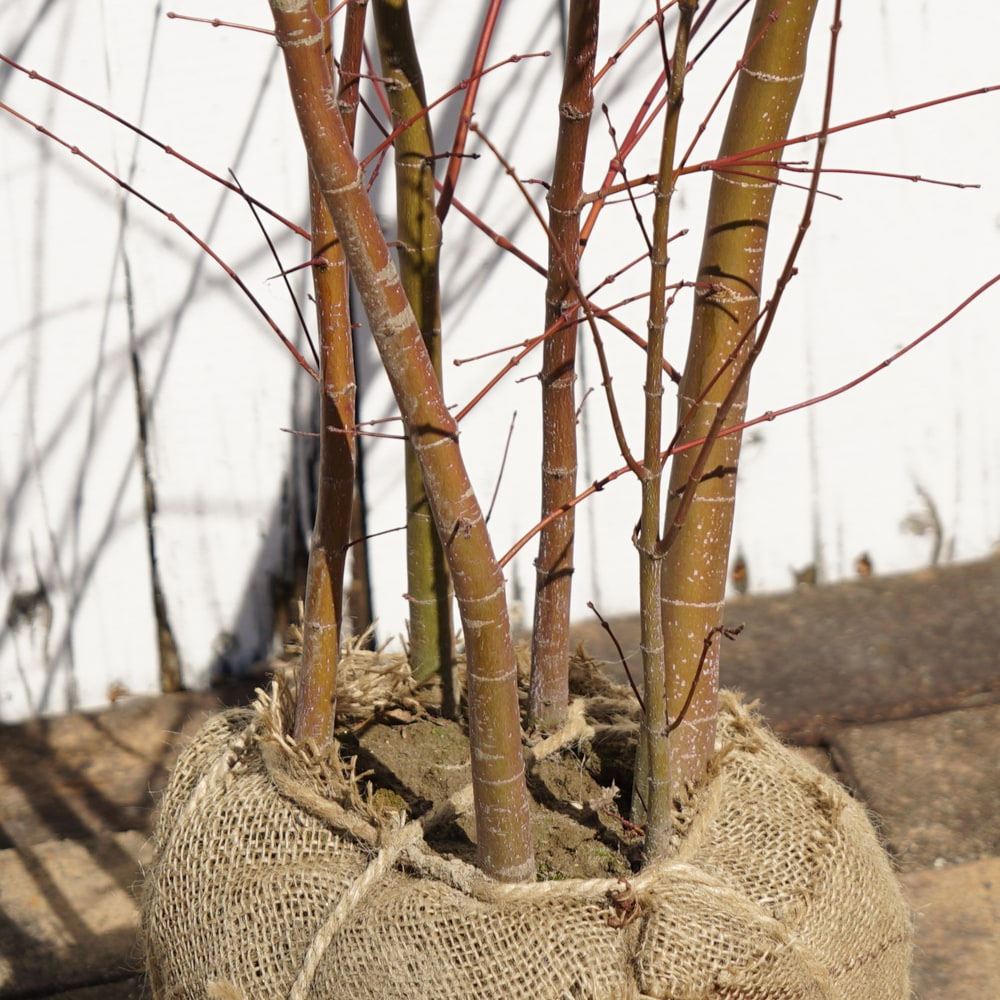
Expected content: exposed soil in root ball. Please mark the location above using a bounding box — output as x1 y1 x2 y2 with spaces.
288 644 649 878
343 713 637 879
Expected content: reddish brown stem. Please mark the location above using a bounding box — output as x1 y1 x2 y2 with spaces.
527 0 600 731
469 121 643 482
268 0 533 883
293 0 367 748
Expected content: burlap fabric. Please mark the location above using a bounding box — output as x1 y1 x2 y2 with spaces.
142 687 910 999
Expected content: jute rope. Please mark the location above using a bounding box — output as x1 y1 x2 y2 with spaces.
270 696 607 999
145 683 911 1000
253 692 673 907
288 818 425 1000
159 716 260 860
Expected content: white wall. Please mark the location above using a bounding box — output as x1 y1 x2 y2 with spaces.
2 1 998 720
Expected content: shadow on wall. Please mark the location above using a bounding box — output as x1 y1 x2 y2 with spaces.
1 23 293 718
208 459 309 684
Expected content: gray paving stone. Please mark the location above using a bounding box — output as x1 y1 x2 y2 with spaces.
2 559 998 999
902 857 1000 1000
0 832 151 998
0 687 254 848
572 556 1000 742
831 705 1000 871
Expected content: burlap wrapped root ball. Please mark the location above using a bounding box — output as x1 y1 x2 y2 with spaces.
142 687 910 999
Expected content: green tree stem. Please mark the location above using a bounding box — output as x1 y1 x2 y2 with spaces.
658 0 819 790
637 0 698 859
373 0 454 686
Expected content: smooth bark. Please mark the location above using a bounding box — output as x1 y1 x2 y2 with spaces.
658 0 819 790
373 0 454 686
292 0 366 747
529 0 599 730
637 0 698 859
269 0 534 882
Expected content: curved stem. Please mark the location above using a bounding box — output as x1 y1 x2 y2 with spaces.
269 0 534 883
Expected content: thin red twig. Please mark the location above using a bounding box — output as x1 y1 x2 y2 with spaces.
0 99 317 381
587 602 644 711
499 266 1000 568
594 3 676 86
469 120 644 478
165 11 274 34
677 1 789 170
437 0 506 222
0 53 310 240
710 83 1000 172
229 169 320 369
360 50 550 171
667 624 743 733
485 412 518 522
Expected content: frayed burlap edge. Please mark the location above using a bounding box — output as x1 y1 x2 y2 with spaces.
274 629 600 723
276 624 447 721
143 677 911 1000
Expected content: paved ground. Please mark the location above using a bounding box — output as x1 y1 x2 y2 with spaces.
1 556 997 998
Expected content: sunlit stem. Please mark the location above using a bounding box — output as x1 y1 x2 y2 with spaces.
657 0 819 793
269 0 535 882
634 0 698 859
373 0 455 686
292 0 366 748
528 0 600 730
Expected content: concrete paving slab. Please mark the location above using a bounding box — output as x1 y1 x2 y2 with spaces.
571 556 1000 742
0 686 255 848
1 558 996 999
903 857 1000 1000
0 832 151 999
831 705 1000 871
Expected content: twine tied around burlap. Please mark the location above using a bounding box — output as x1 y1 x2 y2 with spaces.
142 680 910 999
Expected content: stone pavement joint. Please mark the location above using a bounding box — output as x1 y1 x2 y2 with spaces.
831 704 1000 872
